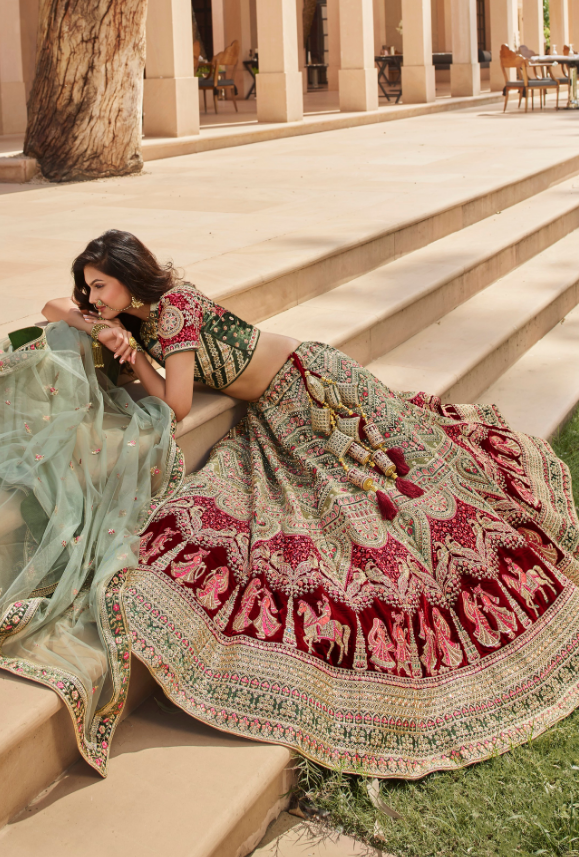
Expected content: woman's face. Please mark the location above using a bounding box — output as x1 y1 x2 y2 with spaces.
85 265 132 319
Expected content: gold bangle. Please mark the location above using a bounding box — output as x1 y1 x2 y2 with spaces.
128 336 142 352
90 323 109 369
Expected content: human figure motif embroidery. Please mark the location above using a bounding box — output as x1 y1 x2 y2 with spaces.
474 585 518 639
367 617 396 671
432 608 463 669
140 528 178 563
196 566 229 610
418 609 438 676
253 587 281 639
462 591 501 648
232 578 262 632
170 548 211 584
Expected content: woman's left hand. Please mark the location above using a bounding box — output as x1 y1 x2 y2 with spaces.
82 311 126 331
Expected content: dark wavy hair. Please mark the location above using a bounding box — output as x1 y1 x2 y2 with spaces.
72 229 179 312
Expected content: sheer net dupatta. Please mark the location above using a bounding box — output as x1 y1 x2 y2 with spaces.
0 322 183 775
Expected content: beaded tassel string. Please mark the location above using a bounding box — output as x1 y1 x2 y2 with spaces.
290 354 424 521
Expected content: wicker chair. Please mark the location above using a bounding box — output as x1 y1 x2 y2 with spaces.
500 44 559 112
199 40 240 114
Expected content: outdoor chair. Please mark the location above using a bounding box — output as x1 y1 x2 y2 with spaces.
199 40 240 114
500 44 559 112
519 44 550 107
193 40 201 74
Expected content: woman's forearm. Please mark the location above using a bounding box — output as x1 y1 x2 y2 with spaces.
43 299 94 335
131 352 167 400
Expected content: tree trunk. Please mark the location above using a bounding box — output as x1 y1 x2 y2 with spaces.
24 0 147 182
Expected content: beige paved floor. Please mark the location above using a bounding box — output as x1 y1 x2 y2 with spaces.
0 96 574 339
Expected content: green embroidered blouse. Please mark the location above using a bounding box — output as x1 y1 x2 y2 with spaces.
139 283 260 391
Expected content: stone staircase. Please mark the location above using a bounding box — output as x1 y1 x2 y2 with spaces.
3 150 579 855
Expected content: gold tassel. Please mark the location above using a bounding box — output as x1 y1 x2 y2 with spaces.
92 339 104 369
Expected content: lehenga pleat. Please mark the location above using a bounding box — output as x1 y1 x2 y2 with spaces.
129 342 579 778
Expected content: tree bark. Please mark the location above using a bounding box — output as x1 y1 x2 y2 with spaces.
24 0 147 182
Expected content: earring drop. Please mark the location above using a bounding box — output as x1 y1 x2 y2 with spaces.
130 296 144 309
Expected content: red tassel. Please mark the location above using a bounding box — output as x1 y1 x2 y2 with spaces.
386 447 410 476
396 478 424 498
376 490 398 520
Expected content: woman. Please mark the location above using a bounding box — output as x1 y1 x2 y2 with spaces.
3 228 579 779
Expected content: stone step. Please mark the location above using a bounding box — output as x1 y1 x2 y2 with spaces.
0 657 156 830
4 159 579 836
258 176 579 367
192 149 579 327
0 696 294 857
0 93 503 184
477 302 579 440
4 138 579 853
366 228 579 405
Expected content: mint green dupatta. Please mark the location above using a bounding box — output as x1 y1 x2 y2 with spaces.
0 322 183 774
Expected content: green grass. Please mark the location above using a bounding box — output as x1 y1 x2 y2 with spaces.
292 410 579 857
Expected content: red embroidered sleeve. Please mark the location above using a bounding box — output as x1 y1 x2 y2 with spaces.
157 289 203 359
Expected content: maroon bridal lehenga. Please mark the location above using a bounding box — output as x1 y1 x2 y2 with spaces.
130 341 579 779
3 288 579 780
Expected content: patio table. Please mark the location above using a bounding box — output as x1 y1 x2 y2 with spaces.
375 55 402 102
532 54 579 108
243 59 258 99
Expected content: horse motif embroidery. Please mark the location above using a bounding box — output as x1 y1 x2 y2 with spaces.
298 595 350 664
502 558 557 616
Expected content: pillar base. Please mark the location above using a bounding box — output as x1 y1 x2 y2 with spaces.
256 72 304 123
143 77 199 138
450 63 481 97
401 65 436 103
338 68 379 112
0 81 27 135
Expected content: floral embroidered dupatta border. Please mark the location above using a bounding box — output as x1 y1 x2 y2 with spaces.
0 323 183 775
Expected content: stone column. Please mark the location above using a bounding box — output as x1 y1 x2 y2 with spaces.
401 0 435 103
450 0 480 96
256 0 304 122
373 0 387 54
224 0 254 98
489 0 516 90
570 0 579 49
338 0 378 110
522 0 544 53
550 0 570 52
212 0 226 55
327 0 341 90
0 0 28 135
297 0 308 95
144 0 199 137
